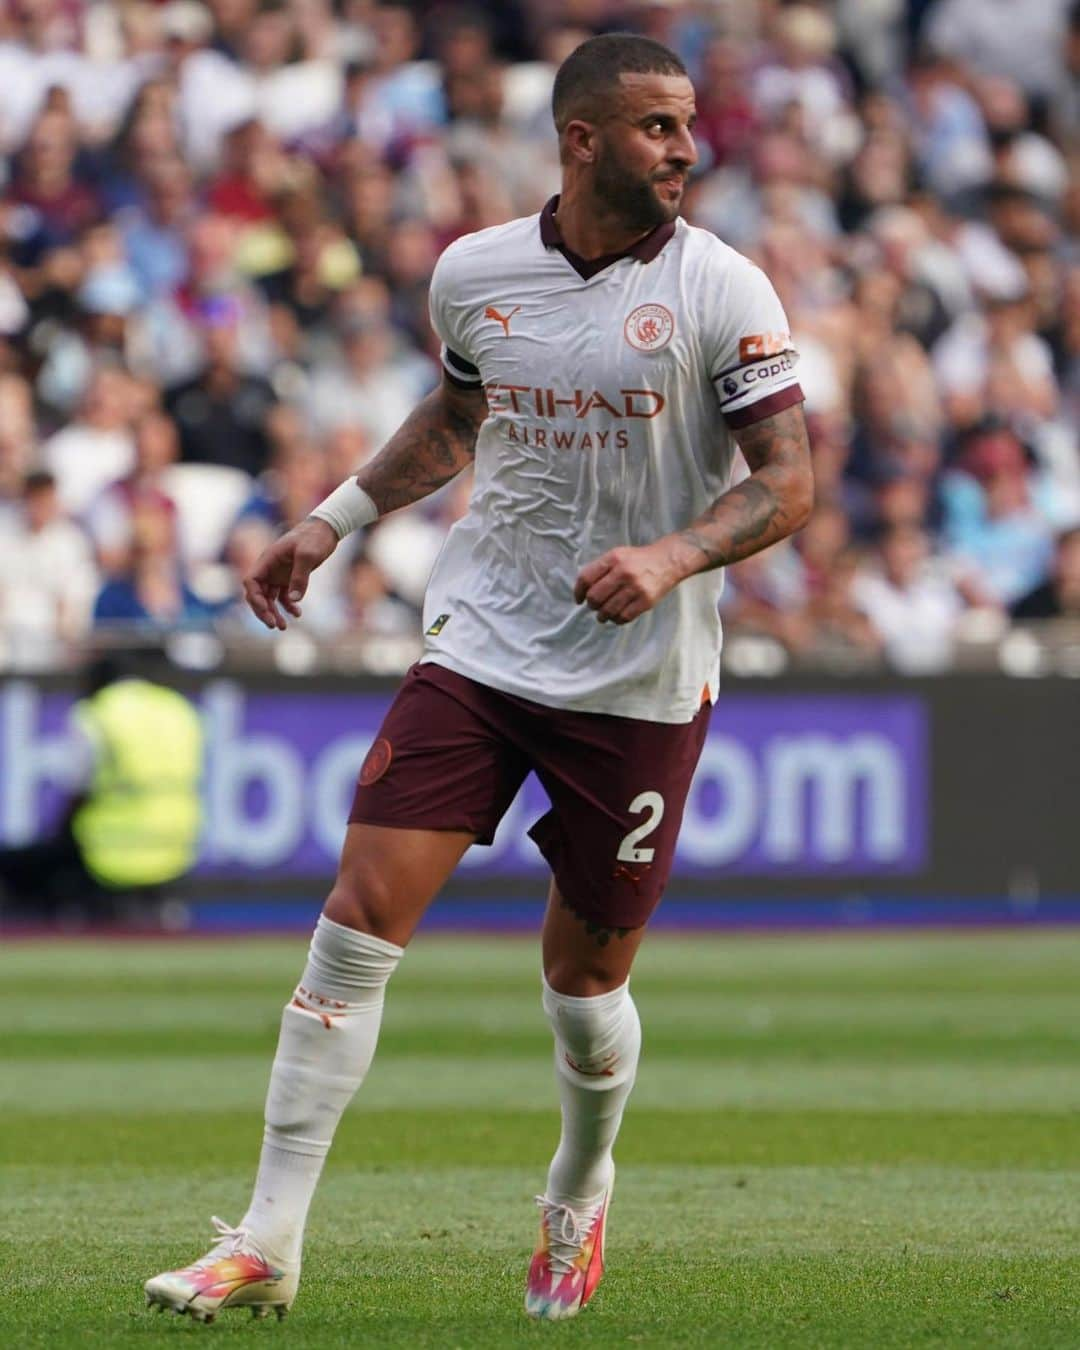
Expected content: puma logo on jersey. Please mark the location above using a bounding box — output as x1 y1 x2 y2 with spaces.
484 304 522 336
613 863 647 891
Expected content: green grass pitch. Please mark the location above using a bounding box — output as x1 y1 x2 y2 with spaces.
3 929 1080 1348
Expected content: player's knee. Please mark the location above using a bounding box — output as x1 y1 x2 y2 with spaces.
542 976 641 1084
323 856 398 941
543 961 626 998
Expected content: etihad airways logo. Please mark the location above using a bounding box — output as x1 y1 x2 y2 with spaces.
485 383 665 419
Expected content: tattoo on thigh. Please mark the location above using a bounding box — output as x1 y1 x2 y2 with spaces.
559 891 633 947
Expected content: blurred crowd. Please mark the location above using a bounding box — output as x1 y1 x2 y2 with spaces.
0 0 1078 676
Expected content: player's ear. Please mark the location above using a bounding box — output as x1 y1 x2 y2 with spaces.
563 119 597 165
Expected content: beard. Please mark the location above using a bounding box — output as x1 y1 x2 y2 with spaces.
593 143 682 232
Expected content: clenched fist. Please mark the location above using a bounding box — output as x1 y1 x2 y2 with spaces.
243 517 339 630
573 541 684 625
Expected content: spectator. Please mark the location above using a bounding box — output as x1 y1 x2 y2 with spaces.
42 366 136 513
354 3 446 151
322 423 372 483
694 38 757 169
233 439 352 633
96 77 184 215
165 0 254 173
906 48 993 201
235 439 326 533
364 470 474 609
795 501 853 602
36 222 142 415
443 62 559 214
254 188 361 340
0 470 98 669
240 4 343 143
1057 2 1080 143
8 107 101 260
324 547 419 640
118 154 198 300
853 523 965 672
0 373 37 509
977 77 1068 204
925 0 1071 102
943 424 1056 606
720 543 815 654
932 276 1058 429
85 410 180 576
306 297 434 445
207 119 282 226
93 496 216 632
1011 527 1080 619
164 296 277 476
340 159 398 276
753 5 856 163
806 548 883 662
133 212 274 385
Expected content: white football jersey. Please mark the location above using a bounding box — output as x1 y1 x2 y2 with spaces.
421 198 803 724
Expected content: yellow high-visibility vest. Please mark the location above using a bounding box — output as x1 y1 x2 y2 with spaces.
71 679 203 888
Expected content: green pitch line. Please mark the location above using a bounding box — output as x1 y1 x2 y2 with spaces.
4 1106 1080 1171
3 933 1080 1347
7 1052 1080 1114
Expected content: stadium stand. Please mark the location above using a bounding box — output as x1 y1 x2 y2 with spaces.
0 0 1076 676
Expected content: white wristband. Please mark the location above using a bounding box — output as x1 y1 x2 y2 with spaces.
309 478 379 540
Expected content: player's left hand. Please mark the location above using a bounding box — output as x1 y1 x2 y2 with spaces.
574 543 682 625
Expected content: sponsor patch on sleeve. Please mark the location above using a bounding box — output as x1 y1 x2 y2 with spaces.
738 332 792 362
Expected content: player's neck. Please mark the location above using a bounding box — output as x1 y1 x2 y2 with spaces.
553 186 660 261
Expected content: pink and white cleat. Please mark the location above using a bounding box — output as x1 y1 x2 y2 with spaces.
524 1183 612 1320
144 1216 297 1323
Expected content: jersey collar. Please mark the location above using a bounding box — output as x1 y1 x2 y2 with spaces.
539 195 676 280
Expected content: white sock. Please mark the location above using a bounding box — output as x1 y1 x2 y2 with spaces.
240 915 403 1265
542 976 641 1210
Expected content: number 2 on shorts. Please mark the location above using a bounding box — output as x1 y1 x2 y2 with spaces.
617 791 665 863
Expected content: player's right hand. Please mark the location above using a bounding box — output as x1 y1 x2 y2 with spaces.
243 517 339 630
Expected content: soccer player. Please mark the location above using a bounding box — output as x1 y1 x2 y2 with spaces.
145 33 813 1324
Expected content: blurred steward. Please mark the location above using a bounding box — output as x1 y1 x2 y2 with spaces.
0 651 203 920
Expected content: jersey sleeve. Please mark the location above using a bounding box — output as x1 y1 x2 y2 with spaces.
705 258 804 429
428 243 483 390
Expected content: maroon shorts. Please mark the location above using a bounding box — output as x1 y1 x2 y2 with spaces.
349 662 711 930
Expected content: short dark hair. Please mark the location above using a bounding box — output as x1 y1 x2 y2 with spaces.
23 469 56 495
552 33 687 133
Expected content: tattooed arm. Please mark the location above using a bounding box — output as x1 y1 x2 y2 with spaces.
673 404 814 573
355 374 487 514
574 404 814 625
244 374 487 630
